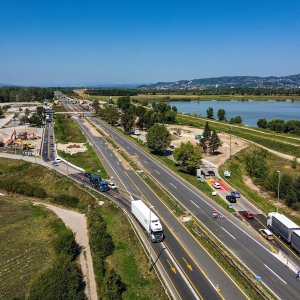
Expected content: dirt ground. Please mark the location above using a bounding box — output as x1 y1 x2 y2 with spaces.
166 125 249 166
57 142 87 155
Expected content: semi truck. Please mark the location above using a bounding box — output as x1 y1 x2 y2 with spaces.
267 212 300 243
291 230 300 255
89 174 102 187
131 200 164 243
98 181 109 192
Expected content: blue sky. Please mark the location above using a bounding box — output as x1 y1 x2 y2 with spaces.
1 0 300 86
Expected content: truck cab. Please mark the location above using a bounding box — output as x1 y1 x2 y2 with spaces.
89 174 102 187
98 181 109 192
150 219 164 242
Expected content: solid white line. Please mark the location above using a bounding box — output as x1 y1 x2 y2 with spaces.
154 169 160 174
264 264 287 284
169 182 177 189
144 160 148 164
116 161 119 165
221 227 236 240
110 153 113 157
190 200 199 208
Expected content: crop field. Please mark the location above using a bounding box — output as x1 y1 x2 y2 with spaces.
0 195 55 299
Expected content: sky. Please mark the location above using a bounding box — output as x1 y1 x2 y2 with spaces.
1 0 300 86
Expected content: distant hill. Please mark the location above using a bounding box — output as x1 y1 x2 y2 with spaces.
140 74 300 90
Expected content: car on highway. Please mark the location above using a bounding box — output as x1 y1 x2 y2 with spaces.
84 172 92 178
55 158 62 163
259 228 274 240
212 182 221 189
44 140 48 144
243 211 254 219
226 195 236 203
231 191 241 198
52 162 59 167
108 182 117 190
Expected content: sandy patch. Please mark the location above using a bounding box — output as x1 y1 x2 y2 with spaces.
166 124 249 167
57 143 87 155
83 120 102 137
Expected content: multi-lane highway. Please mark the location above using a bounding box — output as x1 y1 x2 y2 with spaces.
87 115 300 300
74 115 245 300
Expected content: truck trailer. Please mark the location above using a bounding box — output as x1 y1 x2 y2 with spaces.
131 200 164 243
267 212 300 243
291 230 300 254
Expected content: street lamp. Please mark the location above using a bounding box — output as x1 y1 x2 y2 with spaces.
229 125 232 160
277 170 280 213
149 205 154 268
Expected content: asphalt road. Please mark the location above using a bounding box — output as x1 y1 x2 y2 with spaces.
91 116 300 300
75 116 226 300
42 122 55 161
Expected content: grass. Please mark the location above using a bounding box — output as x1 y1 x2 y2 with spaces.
219 147 300 225
54 114 108 176
101 202 168 300
0 195 72 299
52 103 66 112
176 115 300 157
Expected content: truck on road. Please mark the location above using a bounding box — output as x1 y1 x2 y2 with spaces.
267 212 300 243
291 230 300 254
131 200 164 243
98 181 109 192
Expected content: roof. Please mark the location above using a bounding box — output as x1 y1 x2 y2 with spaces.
292 230 300 237
132 200 159 221
269 213 300 229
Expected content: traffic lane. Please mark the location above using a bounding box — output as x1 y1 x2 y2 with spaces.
76 118 143 199
70 176 198 300
94 118 300 299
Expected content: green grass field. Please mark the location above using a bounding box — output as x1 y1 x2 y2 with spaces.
0 195 66 299
54 114 108 177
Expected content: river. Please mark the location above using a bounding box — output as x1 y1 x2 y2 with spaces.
170 100 300 127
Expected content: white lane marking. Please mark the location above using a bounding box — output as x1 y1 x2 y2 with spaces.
264 264 287 284
110 153 113 157
190 200 199 208
116 161 119 165
170 182 177 189
144 160 148 164
221 227 236 240
154 169 160 174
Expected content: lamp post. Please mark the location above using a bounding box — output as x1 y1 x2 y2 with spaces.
149 205 154 268
229 125 232 160
277 170 280 213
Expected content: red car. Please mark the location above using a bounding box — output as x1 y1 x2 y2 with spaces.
243 211 254 219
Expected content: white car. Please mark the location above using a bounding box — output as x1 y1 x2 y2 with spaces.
55 158 62 163
212 182 221 189
108 182 117 190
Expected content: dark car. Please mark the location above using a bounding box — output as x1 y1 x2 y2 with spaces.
226 195 237 203
84 172 92 178
208 170 216 176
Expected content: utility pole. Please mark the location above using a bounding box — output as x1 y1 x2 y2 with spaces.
277 170 280 213
149 205 154 268
229 125 232 160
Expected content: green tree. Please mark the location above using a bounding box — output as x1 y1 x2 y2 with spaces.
206 107 214 119
117 96 131 110
102 269 126 300
121 109 135 133
199 138 208 153
230 116 242 124
257 118 268 129
208 130 222 154
172 105 178 112
0 107 4 118
202 122 211 139
146 124 171 154
92 100 100 113
244 149 269 180
135 106 147 118
104 106 120 125
29 113 42 126
217 109 226 121
173 142 202 174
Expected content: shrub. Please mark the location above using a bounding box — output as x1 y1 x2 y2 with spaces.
53 194 79 207
102 269 126 300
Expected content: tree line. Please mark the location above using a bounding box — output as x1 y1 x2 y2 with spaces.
206 107 243 124
257 118 300 135
86 88 138 96
0 87 55 102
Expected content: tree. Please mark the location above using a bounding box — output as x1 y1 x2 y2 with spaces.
202 122 211 139
0 107 4 118
208 130 222 154
257 118 268 129
135 106 147 118
102 269 126 300
121 109 135 133
146 124 171 154
24 108 30 118
217 109 226 121
199 137 208 153
117 96 131 110
230 116 242 124
173 142 202 174
29 113 42 126
103 106 120 125
92 100 100 113
206 107 214 119
172 105 178 112
244 149 269 180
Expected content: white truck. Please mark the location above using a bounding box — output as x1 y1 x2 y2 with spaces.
267 212 300 243
131 200 164 243
291 230 300 255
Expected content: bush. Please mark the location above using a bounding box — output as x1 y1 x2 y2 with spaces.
28 257 86 300
53 194 79 207
102 269 126 300
0 179 47 198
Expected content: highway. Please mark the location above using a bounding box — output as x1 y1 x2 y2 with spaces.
74 116 233 300
89 115 300 300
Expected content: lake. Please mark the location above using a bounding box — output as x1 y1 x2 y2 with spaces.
170 100 300 127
